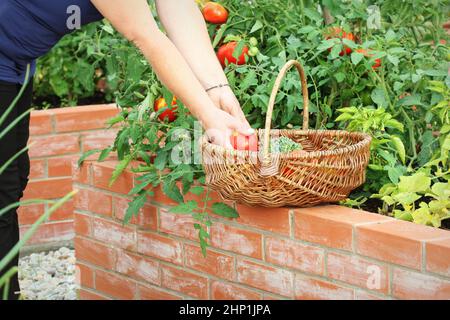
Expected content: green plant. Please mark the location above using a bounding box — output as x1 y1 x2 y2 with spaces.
372 171 449 227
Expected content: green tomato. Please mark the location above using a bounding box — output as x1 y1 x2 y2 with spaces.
249 37 258 47
248 46 259 57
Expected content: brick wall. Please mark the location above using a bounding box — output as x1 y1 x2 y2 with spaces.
19 104 119 247
73 160 450 300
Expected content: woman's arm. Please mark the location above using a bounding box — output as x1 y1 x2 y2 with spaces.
90 0 250 147
155 0 249 126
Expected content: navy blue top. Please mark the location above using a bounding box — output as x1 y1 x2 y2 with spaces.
0 0 103 84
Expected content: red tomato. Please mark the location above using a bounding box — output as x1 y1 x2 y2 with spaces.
202 2 228 24
356 49 381 70
230 131 258 151
325 27 355 56
217 42 249 67
154 97 178 122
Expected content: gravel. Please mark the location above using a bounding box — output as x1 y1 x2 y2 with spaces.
18 247 77 300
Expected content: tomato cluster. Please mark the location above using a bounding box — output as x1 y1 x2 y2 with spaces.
325 27 355 56
199 1 259 68
325 26 382 70
153 97 178 122
355 48 382 70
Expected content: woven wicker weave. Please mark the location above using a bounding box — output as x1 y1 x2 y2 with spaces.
201 60 372 207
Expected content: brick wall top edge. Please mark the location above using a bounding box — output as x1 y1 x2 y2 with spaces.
30 103 118 118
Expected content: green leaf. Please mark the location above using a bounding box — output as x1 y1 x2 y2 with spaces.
250 20 263 34
169 200 198 214
211 203 239 218
371 88 388 107
334 72 345 83
398 172 431 194
78 149 100 167
190 186 204 196
154 151 168 171
391 136 406 165
124 193 147 224
162 181 184 203
232 40 246 61
109 155 132 186
351 52 364 65
393 192 421 206
98 147 113 162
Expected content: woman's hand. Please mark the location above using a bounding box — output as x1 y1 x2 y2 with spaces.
207 86 250 128
200 107 254 149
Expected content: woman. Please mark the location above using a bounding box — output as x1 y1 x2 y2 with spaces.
0 0 252 300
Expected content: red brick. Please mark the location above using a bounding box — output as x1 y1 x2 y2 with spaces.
356 220 450 269
95 269 136 300
78 288 110 300
75 188 112 217
49 199 74 222
81 129 118 151
18 203 45 225
115 250 160 285
161 265 208 299
76 263 94 289
21 221 74 245
326 252 389 294
74 212 92 237
137 231 183 265
426 238 450 277
74 236 116 269
28 134 80 158
54 104 119 133
159 209 197 240
184 244 235 281
294 205 390 251
48 155 75 177
294 275 354 300
29 159 46 179
92 217 136 250
151 185 178 206
73 161 91 184
392 268 450 300
210 223 262 259
236 205 290 235
30 110 52 135
114 197 157 230
265 236 324 275
92 161 134 194
138 284 182 300
211 281 261 300
237 259 293 297
23 178 73 200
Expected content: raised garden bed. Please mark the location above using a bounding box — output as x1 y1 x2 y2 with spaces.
19 104 119 249
73 160 450 300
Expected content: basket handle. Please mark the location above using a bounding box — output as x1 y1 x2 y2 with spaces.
262 60 309 160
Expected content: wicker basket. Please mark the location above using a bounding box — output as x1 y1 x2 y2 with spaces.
201 60 372 207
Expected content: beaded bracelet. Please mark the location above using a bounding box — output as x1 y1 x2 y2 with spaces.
205 83 230 92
